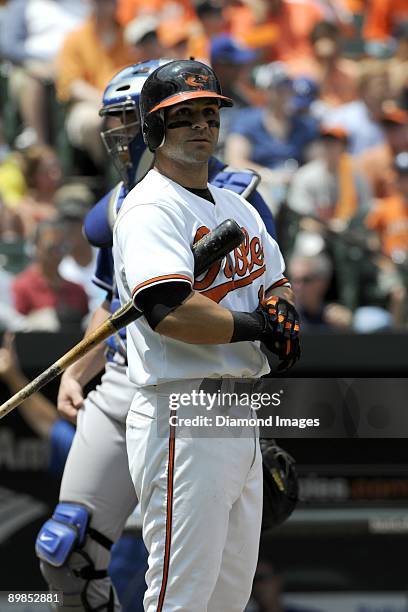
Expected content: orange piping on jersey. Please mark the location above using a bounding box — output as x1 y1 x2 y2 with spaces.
200 265 266 303
157 410 176 612
132 274 192 296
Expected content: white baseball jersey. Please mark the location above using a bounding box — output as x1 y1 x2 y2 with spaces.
113 168 288 388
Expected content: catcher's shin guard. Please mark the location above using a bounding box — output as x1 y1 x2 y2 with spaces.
36 503 116 611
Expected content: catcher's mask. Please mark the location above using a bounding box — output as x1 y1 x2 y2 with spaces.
139 59 233 152
99 59 171 188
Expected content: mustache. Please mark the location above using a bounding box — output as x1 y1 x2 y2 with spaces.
167 120 220 129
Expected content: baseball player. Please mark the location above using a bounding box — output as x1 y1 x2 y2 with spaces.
35 60 279 612
113 59 299 612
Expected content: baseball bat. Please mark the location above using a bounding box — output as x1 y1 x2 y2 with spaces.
0 219 244 419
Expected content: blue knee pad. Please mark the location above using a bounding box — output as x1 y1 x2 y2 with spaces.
36 502 113 567
36 503 115 611
36 503 90 567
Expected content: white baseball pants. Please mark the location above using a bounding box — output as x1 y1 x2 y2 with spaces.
126 381 263 612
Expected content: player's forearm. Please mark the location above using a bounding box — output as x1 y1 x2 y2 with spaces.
155 285 295 344
4 369 57 438
19 394 57 438
63 301 111 385
156 291 234 344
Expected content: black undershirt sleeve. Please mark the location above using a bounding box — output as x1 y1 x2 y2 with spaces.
136 283 268 341
135 281 192 330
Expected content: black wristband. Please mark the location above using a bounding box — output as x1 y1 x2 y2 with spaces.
230 310 266 343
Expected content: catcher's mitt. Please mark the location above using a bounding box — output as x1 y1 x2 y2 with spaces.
257 296 301 372
260 438 298 531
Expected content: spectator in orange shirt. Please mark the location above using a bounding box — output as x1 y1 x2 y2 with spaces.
56 0 136 168
117 0 200 59
117 0 196 26
356 107 408 198
364 0 408 57
366 152 408 262
158 20 197 60
227 0 325 64
288 21 359 108
124 16 165 62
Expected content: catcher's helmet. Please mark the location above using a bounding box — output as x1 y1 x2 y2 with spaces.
139 59 233 151
99 59 171 187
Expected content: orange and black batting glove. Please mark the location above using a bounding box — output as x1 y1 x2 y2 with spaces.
257 296 301 372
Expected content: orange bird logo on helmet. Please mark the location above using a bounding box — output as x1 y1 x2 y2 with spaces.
183 73 210 89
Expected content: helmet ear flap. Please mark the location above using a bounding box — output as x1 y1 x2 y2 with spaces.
142 112 165 152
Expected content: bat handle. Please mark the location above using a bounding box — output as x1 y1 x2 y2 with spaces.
109 301 141 331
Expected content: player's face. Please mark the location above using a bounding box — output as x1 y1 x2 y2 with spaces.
161 99 220 164
106 113 140 137
101 107 142 187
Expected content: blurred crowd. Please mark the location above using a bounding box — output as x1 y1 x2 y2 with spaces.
0 0 407 333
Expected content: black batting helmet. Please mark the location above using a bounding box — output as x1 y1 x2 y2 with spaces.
139 59 233 151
